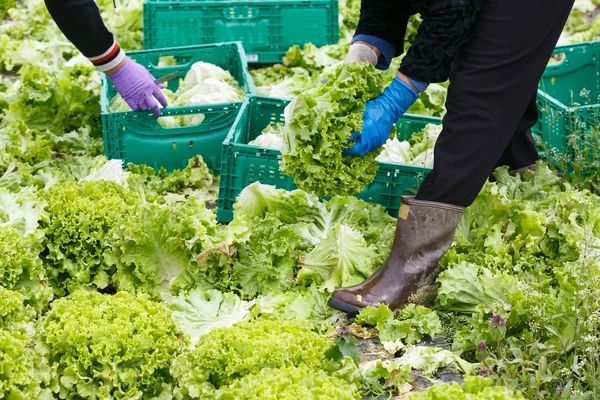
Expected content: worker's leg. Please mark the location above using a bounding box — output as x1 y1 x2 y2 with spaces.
416 0 575 207
494 93 540 171
328 0 575 315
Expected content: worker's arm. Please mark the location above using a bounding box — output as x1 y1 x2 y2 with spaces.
44 0 168 116
44 0 123 72
398 0 480 84
348 0 479 84
344 0 480 156
343 75 419 157
342 0 423 157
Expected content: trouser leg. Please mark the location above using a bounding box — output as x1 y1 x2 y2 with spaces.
415 0 575 207
494 93 540 171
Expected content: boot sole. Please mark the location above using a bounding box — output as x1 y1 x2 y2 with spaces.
327 297 363 317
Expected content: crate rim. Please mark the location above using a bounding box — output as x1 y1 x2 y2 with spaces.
537 40 600 112
537 90 600 112
550 40 600 55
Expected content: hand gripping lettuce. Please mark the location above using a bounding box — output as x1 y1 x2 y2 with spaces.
281 63 387 197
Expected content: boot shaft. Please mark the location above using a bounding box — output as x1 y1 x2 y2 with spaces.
390 196 464 273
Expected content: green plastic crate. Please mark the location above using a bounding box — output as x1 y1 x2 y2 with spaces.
534 40 600 155
100 42 254 172
217 96 441 223
143 0 339 63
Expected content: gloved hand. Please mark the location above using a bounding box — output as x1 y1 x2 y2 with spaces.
343 43 378 65
344 77 419 156
107 57 168 117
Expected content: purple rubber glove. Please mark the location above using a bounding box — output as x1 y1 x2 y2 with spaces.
107 57 168 117
344 77 419 156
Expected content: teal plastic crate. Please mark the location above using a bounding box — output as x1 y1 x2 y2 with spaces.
217 96 441 223
534 40 600 155
100 42 254 172
143 0 339 63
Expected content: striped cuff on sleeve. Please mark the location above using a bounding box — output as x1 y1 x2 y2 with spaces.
89 41 126 73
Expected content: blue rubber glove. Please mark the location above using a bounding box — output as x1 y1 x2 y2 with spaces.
344 77 419 156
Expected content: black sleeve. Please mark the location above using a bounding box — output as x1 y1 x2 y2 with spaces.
399 0 480 83
354 0 416 55
44 0 114 58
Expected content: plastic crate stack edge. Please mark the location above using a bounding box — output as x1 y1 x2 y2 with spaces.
142 0 340 63
534 40 600 157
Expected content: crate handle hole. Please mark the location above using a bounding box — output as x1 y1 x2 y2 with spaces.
152 55 193 68
549 52 567 67
172 142 177 150
190 140 194 149
161 113 205 128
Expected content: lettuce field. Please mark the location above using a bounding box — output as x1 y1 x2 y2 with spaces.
1 0 600 398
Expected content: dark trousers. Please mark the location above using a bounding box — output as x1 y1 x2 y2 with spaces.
415 0 575 207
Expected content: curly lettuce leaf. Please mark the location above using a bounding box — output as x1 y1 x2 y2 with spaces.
283 43 346 72
409 376 524 399
378 305 443 346
0 329 53 399
41 180 139 295
0 225 52 314
216 364 360 400
0 287 36 332
172 319 332 393
355 304 395 327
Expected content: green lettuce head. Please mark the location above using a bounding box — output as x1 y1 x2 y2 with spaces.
37 291 186 399
281 62 387 197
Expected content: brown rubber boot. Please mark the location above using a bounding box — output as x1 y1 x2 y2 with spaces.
328 196 464 316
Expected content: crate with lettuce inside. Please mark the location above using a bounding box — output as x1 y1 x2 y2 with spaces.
101 42 254 172
143 0 339 64
534 40 600 161
217 96 442 223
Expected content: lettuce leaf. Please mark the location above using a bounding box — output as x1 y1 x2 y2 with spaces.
167 288 253 345
0 287 36 332
116 197 219 298
298 224 379 292
41 180 139 295
436 262 519 314
253 285 332 322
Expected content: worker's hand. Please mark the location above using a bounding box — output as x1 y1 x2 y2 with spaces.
344 77 419 156
107 57 168 117
343 42 379 65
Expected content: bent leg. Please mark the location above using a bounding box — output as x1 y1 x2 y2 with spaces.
416 0 574 207
494 93 540 172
